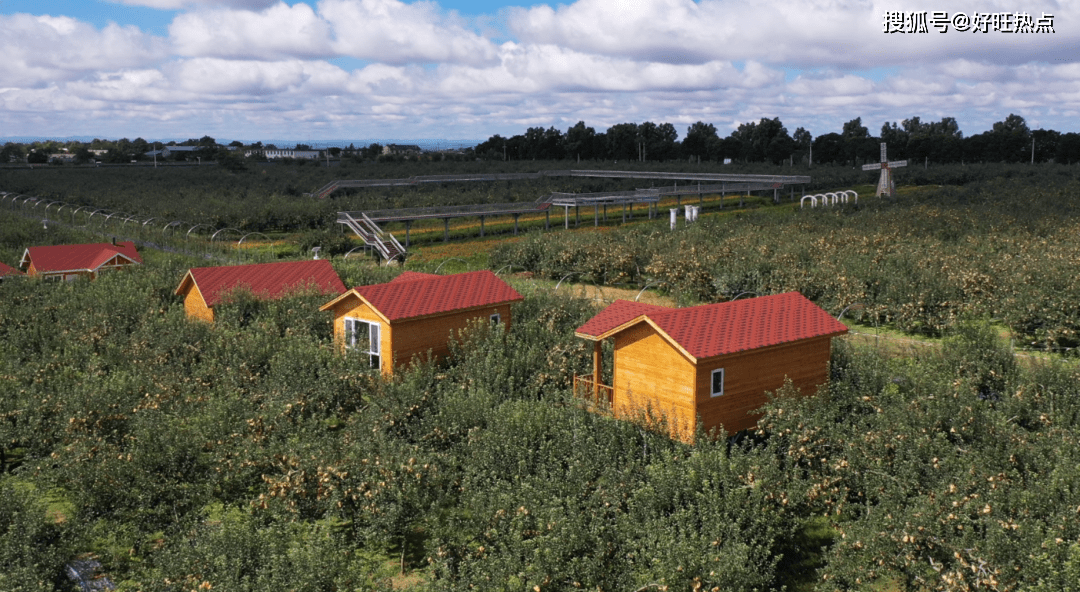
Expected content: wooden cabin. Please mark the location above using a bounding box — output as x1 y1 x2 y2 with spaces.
19 241 142 281
319 270 523 376
0 262 24 280
574 292 848 440
175 259 346 323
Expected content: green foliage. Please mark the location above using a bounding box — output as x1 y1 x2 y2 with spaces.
145 508 387 591
0 480 74 592
496 173 1080 346
4 172 1080 590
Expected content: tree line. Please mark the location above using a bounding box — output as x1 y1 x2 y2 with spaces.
474 113 1080 166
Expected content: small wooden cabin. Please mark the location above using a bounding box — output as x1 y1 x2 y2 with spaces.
319 270 523 376
175 259 346 323
0 262 24 280
574 292 847 440
19 241 142 280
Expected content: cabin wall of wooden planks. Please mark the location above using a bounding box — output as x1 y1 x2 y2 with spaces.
389 304 513 371
612 323 697 439
693 335 834 436
612 324 835 441
182 284 216 323
329 297 513 376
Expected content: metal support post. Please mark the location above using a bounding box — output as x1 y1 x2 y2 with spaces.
545 209 550 230
513 214 519 235
564 206 569 229
444 218 449 242
594 204 599 226
575 205 580 227
480 216 485 237
405 220 411 247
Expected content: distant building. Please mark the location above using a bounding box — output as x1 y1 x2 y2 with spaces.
0 261 24 280
573 292 848 441
145 146 204 159
382 144 422 156
256 149 321 160
175 259 346 323
20 241 142 281
320 270 523 376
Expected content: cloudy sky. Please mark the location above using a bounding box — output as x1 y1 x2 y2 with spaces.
0 0 1074 144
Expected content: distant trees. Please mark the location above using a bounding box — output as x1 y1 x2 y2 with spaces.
4 113 1079 170
683 121 719 162
466 112 1080 167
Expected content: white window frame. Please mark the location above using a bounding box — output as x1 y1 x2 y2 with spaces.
490 312 501 325
344 317 381 370
710 368 725 398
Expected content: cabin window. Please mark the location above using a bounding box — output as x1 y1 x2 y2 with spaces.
710 368 725 397
490 313 501 326
344 317 381 370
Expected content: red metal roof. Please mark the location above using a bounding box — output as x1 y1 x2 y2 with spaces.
577 292 847 361
575 299 673 339
179 259 346 307
0 262 24 277
22 241 142 273
346 270 523 321
391 271 440 283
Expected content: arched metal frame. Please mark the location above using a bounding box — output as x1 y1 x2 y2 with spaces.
186 224 210 239
162 221 183 237
493 264 524 276
237 232 275 261
837 302 865 322
635 280 659 302
343 246 367 259
84 209 105 226
102 211 130 227
801 190 859 209
554 272 579 292
210 228 242 243
433 257 468 274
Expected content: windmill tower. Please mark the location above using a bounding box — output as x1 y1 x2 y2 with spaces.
862 142 907 197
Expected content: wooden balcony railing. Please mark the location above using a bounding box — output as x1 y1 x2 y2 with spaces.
573 375 614 409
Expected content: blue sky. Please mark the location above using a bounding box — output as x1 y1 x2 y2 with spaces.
0 0 1076 143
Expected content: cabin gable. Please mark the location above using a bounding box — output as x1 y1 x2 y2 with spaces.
327 294 393 375
613 322 697 437
180 279 215 323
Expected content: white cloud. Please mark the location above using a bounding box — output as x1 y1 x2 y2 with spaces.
0 14 167 87
3 0 1080 140
165 58 349 96
170 3 333 59
788 74 875 96
107 0 279 10
508 0 1078 69
432 43 782 95
320 0 499 65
